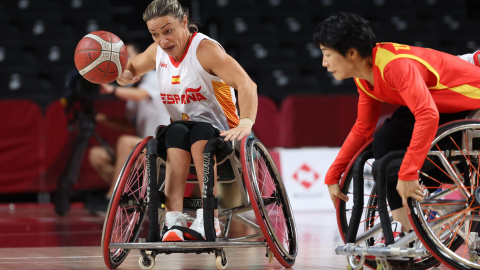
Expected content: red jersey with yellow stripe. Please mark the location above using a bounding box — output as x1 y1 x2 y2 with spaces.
325 42 480 184
155 32 239 131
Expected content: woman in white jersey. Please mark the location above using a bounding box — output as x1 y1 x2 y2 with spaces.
116 0 258 242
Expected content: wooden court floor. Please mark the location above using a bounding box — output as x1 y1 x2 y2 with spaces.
0 203 451 270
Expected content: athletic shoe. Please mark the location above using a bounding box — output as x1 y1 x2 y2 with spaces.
189 209 221 238
162 211 188 241
375 221 405 247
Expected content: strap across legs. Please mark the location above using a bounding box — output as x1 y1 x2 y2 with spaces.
202 137 225 241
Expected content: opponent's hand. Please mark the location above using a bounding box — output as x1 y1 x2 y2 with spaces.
116 70 140 86
397 180 424 214
328 184 349 208
220 125 251 141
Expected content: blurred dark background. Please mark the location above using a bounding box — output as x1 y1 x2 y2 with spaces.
0 0 479 202
1 0 480 107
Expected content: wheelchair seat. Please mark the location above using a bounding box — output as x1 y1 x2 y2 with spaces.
155 124 236 182
180 139 236 182
466 108 480 119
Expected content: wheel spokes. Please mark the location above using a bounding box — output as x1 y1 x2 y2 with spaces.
110 154 147 258
251 144 294 257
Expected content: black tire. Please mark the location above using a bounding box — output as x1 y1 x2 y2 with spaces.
337 143 379 269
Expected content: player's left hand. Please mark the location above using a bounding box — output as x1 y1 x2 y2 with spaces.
397 179 424 214
220 125 251 141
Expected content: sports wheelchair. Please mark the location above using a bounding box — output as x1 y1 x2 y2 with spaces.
335 111 480 270
100 134 297 269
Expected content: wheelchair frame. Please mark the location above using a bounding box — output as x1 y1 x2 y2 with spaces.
100 135 297 270
335 115 480 270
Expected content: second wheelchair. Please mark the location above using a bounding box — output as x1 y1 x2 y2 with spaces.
336 117 480 270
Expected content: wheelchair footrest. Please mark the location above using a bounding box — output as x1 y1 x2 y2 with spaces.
109 240 267 250
335 244 429 258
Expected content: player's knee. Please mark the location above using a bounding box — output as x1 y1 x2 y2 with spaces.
117 134 136 147
89 146 112 169
116 135 130 149
117 135 142 154
88 147 102 166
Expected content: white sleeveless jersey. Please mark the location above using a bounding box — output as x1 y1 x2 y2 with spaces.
459 50 480 67
155 32 239 131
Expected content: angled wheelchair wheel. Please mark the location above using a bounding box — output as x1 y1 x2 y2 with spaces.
337 141 439 269
337 141 379 269
241 136 298 267
409 120 480 269
101 136 151 269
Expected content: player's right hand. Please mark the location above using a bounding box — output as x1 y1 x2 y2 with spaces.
328 183 349 208
116 70 140 86
397 179 424 214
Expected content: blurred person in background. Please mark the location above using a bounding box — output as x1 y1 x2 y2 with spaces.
314 12 480 243
87 41 169 215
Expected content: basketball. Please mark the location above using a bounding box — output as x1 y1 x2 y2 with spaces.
74 31 128 84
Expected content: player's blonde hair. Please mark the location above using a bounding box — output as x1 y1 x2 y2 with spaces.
143 0 198 33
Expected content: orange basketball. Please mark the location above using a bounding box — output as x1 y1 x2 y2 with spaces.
74 31 128 84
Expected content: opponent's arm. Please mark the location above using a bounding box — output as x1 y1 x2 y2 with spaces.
325 86 381 207
384 58 436 212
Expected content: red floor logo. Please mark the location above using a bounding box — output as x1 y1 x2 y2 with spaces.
292 163 320 189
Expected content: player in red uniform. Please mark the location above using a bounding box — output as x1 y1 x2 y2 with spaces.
314 13 480 234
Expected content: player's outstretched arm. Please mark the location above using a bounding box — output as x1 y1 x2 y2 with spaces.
117 43 157 86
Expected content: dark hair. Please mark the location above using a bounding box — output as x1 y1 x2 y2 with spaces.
143 0 198 33
313 13 376 58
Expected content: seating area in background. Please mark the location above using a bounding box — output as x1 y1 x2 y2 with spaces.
0 98 133 197
2 0 480 109
200 0 480 101
0 0 152 110
0 95 396 196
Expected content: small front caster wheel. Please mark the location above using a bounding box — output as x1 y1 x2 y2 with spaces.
215 250 227 270
139 254 155 270
267 248 274 263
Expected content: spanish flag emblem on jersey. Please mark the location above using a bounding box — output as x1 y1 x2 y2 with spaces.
172 75 180 84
